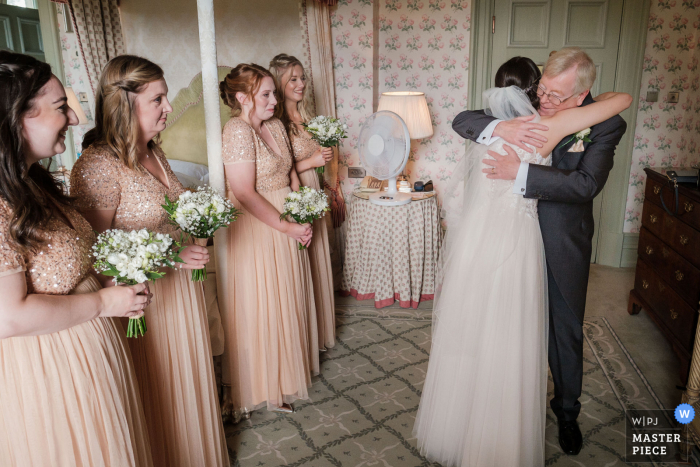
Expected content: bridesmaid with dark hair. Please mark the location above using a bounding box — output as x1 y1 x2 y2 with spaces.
0 50 153 467
219 63 319 420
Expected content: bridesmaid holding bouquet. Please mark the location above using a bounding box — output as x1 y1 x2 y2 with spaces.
269 54 337 351
70 55 228 467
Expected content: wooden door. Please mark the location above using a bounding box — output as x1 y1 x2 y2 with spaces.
491 0 625 262
0 3 45 62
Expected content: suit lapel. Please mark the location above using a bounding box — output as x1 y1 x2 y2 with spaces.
551 94 596 168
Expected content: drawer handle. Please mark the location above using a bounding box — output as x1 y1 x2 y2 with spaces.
670 308 679 320
654 185 661 195
675 270 684 281
645 245 654 255
680 235 689 246
650 214 658 224
686 202 695 213
642 279 649 289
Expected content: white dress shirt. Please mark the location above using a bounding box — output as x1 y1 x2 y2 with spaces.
478 120 529 196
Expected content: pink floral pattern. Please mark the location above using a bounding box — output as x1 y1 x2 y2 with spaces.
331 0 470 202
625 0 700 233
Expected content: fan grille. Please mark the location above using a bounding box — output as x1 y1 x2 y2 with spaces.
357 111 410 179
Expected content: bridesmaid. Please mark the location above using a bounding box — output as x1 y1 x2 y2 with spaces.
0 51 153 466
269 54 336 351
219 63 319 419
70 55 229 467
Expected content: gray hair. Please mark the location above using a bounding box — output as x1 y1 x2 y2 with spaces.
543 47 596 95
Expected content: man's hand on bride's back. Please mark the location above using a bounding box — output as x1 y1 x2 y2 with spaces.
493 115 549 151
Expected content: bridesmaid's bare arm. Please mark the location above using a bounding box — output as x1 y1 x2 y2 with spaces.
225 163 312 246
0 271 149 338
295 147 333 174
290 166 301 192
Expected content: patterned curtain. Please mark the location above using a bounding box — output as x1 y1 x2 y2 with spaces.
51 0 125 94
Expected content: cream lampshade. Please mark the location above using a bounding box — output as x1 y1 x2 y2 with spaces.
377 91 433 139
64 87 88 125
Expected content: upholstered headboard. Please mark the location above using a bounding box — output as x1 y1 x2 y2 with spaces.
160 66 233 166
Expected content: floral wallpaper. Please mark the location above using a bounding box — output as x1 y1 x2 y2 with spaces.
330 0 470 202
56 4 94 159
623 0 700 233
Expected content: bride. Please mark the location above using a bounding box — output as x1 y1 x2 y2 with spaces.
413 58 632 466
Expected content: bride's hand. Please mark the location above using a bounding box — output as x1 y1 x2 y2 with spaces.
492 115 549 151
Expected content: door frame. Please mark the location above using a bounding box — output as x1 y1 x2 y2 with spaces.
467 0 650 267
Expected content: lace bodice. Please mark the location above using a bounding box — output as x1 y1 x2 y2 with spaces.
70 145 186 236
0 197 95 294
485 140 551 220
290 129 319 164
222 117 293 193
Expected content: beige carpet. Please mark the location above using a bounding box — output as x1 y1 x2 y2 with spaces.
224 266 690 466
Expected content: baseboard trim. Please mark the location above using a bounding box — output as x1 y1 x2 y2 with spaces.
621 233 639 268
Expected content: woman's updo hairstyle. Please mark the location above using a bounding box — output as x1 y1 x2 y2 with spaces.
82 55 165 171
495 56 542 109
0 50 71 252
219 63 274 119
268 54 313 136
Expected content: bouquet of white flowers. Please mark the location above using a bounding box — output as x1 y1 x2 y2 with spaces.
302 116 348 176
162 186 240 281
93 229 183 337
279 186 330 250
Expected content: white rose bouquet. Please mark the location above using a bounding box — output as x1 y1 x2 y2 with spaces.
92 229 183 337
279 186 330 250
161 186 240 281
302 116 348 176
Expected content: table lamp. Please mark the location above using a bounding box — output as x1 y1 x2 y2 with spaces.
377 92 433 192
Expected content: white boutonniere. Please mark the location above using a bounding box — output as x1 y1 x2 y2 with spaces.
560 128 592 152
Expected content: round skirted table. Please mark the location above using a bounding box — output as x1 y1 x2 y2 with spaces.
340 193 442 309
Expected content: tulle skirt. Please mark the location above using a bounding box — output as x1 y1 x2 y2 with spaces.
298 168 336 349
221 186 319 412
414 202 548 467
126 268 229 467
0 274 153 467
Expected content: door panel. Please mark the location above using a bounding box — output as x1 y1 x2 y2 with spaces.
0 4 44 62
492 0 624 262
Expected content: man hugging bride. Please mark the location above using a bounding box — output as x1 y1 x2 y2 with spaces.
414 48 631 466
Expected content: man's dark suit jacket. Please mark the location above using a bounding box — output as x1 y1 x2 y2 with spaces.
451 94 627 320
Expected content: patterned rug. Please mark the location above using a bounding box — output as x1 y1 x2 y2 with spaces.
224 304 679 466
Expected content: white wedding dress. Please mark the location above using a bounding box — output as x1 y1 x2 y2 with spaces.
414 87 550 467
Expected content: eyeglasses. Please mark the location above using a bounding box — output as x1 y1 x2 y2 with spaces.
536 85 577 106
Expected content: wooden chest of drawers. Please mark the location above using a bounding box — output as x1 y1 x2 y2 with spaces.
628 168 700 384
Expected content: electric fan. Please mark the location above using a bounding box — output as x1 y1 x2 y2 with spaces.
357 111 411 206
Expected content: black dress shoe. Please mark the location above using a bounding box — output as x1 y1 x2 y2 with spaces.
558 420 583 455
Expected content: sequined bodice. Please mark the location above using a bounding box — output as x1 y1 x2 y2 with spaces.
70 145 185 235
290 129 320 163
0 197 95 295
222 117 293 193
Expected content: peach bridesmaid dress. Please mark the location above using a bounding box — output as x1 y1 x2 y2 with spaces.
0 198 153 467
290 130 336 349
220 117 319 413
70 146 229 467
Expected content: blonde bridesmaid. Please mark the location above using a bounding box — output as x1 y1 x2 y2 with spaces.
269 54 336 350
70 55 229 467
218 64 319 419
0 51 153 467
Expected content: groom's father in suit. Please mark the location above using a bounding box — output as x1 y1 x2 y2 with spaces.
452 47 627 455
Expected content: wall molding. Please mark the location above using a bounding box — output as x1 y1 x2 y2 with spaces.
621 232 639 268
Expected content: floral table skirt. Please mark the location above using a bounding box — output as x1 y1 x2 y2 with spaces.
340 195 442 309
